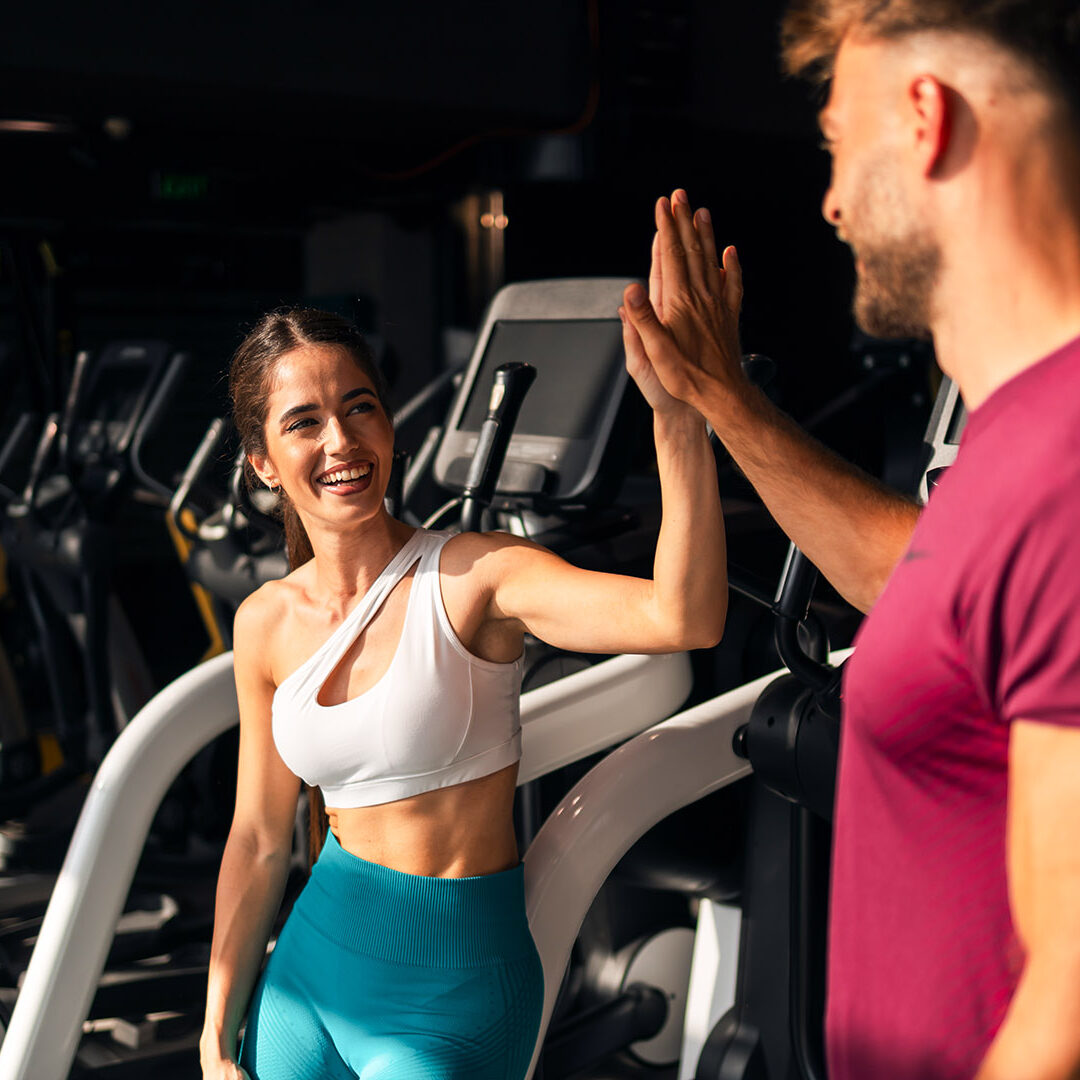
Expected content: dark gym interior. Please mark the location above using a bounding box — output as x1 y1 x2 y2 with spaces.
0 3 939 1077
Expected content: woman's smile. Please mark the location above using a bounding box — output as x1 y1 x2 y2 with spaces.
315 459 375 497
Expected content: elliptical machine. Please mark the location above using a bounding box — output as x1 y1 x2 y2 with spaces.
0 291 962 1080
0 341 188 837
692 377 968 1080
0 280 713 1079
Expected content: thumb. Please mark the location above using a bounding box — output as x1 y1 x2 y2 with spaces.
619 305 649 372
623 282 684 381
622 282 666 345
722 245 743 314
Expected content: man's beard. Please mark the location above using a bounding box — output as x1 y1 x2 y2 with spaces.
847 160 941 340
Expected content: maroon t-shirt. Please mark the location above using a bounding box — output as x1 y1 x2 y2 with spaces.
827 334 1080 1080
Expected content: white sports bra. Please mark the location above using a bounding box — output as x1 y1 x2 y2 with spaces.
271 529 523 808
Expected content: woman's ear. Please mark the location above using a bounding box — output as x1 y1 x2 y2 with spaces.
248 452 279 490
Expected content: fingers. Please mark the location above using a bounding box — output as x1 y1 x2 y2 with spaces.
619 302 657 403
622 282 662 333
649 232 664 322
722 245 743 314
670 189 708 295
622 281 675 364
695 207 724 298
620 303 685 414
655 196 689 296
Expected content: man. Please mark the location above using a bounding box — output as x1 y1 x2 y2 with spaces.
619 3 1080 1078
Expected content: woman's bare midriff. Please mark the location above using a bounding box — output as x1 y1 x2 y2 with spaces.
325 762 520 878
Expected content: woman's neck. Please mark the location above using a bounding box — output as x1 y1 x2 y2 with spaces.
304 511 416 611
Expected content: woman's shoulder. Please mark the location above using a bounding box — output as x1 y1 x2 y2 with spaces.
232 566 312 671
438 529 538 572
235 566 306 625
436 531 551 611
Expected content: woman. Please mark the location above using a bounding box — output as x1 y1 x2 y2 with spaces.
200 207 733 1080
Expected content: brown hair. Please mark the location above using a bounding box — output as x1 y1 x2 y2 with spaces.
228 306 389 862
781 0 1080 112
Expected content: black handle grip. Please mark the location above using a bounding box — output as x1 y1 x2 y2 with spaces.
774 543 818 622
773 542 834 690
460 362 536 532
740 353 776 390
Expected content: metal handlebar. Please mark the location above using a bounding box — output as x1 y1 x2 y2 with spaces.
19 412 62 519
0 412 41 507
56 350 92 476
460 362 536 533
168 418 229 541
392 363 464 430
129 351 191 500
225 446 281 533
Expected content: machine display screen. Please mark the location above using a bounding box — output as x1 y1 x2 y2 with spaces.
456 319 624 440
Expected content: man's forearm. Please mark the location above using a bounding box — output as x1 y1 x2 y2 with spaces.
699 379 920 613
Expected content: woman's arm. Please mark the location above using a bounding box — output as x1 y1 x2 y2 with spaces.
446 315 726 657
200 593 301 1078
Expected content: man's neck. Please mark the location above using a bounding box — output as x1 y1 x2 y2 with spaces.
931 184 1080 410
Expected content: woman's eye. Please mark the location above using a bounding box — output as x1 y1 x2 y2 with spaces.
349 401 376 415
286 417 316 433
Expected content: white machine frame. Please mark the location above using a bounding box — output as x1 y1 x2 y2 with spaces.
0 642 850 1080
0 648 699 1079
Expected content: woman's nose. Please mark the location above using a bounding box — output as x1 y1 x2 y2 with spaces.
323 416 357 455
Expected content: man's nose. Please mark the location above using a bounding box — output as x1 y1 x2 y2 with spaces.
821 183 842 228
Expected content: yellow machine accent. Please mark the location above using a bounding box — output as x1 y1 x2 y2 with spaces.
37 734 64 775
165 508 227 662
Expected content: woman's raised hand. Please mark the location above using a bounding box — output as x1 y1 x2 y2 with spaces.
619 305 691 417
621 190 745 413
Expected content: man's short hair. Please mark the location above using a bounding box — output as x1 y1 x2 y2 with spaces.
781 0 1080 111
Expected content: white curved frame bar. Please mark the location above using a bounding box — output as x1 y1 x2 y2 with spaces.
521 669 769 1079
0 651 240 1080
523 647 853 1078
519 650 692 783
0 649 691 1080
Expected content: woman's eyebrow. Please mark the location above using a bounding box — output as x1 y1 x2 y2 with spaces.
342 387 375 403
278 401 317 426
278 387 374 426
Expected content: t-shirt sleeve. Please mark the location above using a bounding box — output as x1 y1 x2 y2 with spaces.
963 489 1080 726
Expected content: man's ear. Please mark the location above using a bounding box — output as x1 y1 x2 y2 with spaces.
909 74 951 176
248 452 278 490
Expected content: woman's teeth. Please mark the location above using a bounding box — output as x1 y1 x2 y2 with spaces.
319 465 372 485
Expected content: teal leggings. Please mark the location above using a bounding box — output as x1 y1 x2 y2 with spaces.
240 831 544 1080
